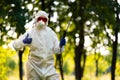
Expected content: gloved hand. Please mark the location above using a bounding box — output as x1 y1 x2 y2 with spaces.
23 33 32 44
60 38 66 47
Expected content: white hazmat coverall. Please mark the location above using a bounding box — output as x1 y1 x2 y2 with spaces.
12 11 63 80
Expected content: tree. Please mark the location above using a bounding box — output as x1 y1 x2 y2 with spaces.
1 0 120 80
0 0 30 80
89 0 120 80
111 0 120 80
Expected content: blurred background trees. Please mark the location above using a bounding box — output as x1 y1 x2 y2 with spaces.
0 0 120 80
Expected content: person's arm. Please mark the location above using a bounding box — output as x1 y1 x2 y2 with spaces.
53 33 66 54
53 38 61 54
12 32 32 51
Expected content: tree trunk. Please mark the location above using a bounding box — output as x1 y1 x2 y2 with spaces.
19 50 24 80
40 0 45 11
75 22 85 80
75 46 81 80
111 28 118 80
111 0 119 80
111 25 118 80
95 59 98 77
95 51 98 77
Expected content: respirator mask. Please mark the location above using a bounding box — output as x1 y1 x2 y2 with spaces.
34 11 48 29
36 16 47 29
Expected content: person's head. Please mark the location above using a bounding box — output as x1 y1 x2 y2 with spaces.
34 11 48 29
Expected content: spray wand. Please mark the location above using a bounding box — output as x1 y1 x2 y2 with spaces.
57 18 72 80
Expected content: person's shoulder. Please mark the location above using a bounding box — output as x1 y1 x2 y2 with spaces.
46 26 54 32
25 28 34 34
46 26 56 35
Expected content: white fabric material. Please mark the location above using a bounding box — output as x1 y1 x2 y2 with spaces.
35 11 48 19
12 26 62 80
34 11 49 25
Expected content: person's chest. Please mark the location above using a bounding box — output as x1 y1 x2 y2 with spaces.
30 28 54 51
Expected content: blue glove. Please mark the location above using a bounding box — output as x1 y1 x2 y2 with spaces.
23 33 32 44
60 38 66 47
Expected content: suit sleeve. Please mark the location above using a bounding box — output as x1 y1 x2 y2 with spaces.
52 31 64 54
12 32 28 51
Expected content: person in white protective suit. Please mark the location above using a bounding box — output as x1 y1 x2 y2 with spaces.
12 11 66 80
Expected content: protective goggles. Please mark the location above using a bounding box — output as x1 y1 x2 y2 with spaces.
37 17 47 23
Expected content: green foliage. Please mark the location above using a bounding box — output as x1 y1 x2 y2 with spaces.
85 54 110 76
0 46 16 80
116 62 120 75
63 62 70 74
5 58 16 73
